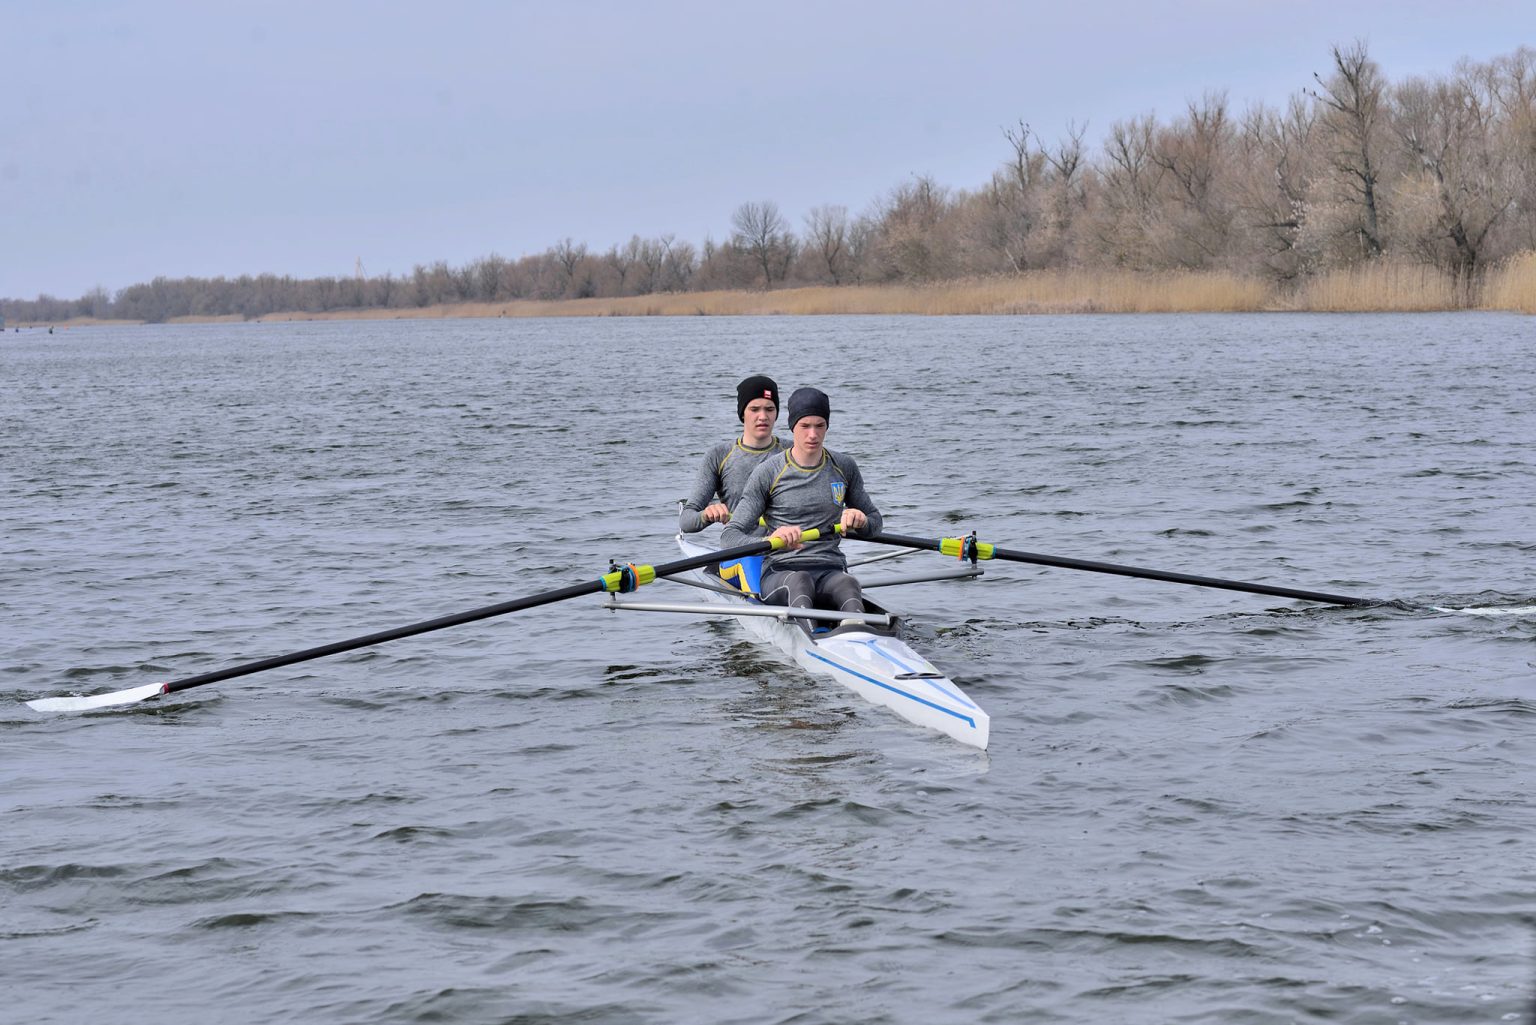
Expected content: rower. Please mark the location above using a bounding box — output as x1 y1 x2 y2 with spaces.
721 387 883 630
678 375 785 533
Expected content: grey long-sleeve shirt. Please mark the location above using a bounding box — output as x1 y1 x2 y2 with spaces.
678 436 787 533
720 448 883 571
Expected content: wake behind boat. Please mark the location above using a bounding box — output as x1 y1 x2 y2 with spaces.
602 534 990 750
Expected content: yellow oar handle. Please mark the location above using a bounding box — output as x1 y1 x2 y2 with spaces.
774 526 825 548
939 535 996 560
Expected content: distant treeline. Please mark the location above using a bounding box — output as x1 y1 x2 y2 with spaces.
7 42 1535 324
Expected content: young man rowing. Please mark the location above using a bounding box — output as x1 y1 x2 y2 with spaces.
721 387 883 628
679 375 786 533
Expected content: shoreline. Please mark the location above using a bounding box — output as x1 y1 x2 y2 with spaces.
9 263 1534 328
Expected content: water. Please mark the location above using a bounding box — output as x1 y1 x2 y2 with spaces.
3 313 1534 1024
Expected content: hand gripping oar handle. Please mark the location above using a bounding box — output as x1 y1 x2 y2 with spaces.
863 531 1375 608
29 531 820 711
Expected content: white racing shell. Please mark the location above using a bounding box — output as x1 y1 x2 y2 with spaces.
675 535 989 749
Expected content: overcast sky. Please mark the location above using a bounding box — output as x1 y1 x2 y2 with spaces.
2 0 1529 300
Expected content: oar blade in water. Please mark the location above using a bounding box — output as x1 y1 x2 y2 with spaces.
21 532 808 713
1431 604 1536 617
26 683 166 713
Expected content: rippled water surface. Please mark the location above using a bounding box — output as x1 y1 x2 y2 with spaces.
4 314 1535 1024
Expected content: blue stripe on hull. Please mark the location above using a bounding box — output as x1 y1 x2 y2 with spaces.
846 637 980 710
804 650 979 733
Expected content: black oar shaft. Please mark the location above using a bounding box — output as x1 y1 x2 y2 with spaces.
163 579 602 695
161 536 782 696
866 531 1373 608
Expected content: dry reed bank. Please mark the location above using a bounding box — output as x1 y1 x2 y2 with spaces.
14 260 1534 329
243 259 1536 321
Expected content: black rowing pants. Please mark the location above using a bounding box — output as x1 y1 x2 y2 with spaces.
761 566 864 632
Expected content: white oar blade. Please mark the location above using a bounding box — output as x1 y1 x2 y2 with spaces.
26 682 165 712
1431 604 1536 617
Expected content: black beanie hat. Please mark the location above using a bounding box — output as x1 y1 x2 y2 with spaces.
787 387 831 428
736 375 780 421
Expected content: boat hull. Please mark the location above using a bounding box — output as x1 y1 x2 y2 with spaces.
676 536 989 749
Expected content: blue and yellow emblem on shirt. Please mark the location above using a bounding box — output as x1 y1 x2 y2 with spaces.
830 480 846 505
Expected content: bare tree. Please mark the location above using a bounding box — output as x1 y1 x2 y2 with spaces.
604 237 642 294
661 235 697 291
409 261 460 306
1235 96 1318 279
632 236 664 294
975 121 1089 273
1311 41 1389 259
78 285 111 319
543 238 602 298
803 204 850 283
1045 122 1087 185
551 238 587 286
1002 120 1047 195
468 253 507 301
1092 114 1164 266
1039 121 1090 266
987 121 1048 270
1149 92 1238 267
730 201 794 287
844 213 878 283
1394 64 1517 286
1488 47 1536 250
872 175 956 281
